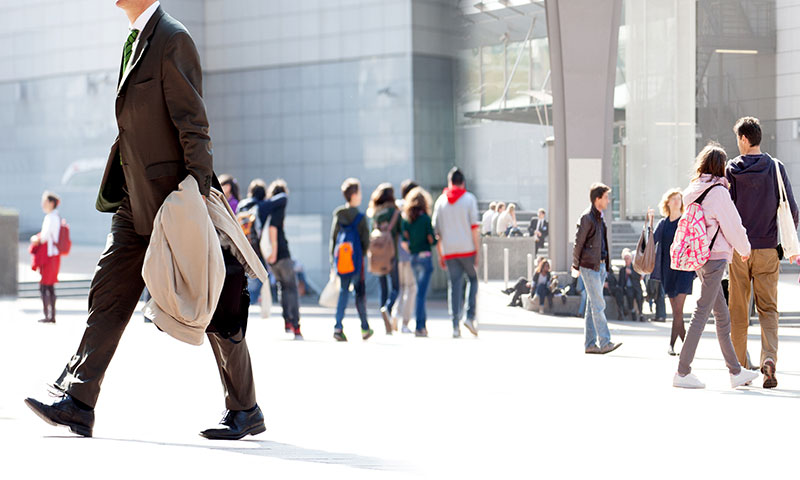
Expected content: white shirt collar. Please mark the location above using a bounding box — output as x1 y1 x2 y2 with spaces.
130 1 160 32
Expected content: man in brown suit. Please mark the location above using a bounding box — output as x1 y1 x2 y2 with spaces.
24 0 265 440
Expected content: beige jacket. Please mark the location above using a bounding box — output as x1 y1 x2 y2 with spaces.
142 175 267 346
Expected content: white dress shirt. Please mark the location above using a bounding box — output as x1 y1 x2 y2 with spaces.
41 210 61 257
481 209 494 235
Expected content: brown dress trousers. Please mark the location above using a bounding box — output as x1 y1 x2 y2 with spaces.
54 197 256 411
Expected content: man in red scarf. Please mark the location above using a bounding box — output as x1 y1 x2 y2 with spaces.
432 167 481 338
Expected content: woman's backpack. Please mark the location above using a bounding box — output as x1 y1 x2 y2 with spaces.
670 184 724 272
335 213 365 276
368 209 400 275
57 219 72 256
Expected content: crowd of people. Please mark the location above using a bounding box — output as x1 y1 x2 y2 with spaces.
328 168 480 340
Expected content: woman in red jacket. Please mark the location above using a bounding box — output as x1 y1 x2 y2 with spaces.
30 192 62 323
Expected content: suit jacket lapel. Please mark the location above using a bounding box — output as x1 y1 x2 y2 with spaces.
117 6 165 94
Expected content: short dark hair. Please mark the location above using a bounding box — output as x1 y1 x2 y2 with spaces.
734 116 761 147
267 178 288 198
42 191 60 208
448 167 465 186
589 183 611 204
247 179 267 201
341 178 361 203
400 179 418 199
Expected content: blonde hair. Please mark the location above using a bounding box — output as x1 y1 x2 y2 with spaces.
659 188 684 217
621 248 632 260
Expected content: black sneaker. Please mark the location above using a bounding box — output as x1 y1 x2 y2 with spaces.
333 330 347 342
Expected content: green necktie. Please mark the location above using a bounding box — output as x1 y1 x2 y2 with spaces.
121 29 140 78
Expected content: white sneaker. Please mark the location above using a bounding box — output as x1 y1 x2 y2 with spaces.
730 367 759 388
673 372 705 389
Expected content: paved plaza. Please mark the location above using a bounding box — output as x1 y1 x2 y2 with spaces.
3 264 800 479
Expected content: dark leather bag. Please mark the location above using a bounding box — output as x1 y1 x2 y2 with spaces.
207 247 250 343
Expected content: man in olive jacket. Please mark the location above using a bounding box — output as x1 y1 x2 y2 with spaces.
24 0 264 441
572 183 622 355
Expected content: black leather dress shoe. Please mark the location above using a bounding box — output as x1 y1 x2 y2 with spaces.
24 394 94 437
200 405 266 440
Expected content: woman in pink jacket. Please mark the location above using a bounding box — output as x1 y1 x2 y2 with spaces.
673 143 760 389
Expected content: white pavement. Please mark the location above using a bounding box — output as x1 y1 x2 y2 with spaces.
2 282 800 479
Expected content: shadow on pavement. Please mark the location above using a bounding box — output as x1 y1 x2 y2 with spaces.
93 437 407 472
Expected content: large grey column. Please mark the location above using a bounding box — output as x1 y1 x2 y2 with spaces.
545 0 622 271
0 209 18 296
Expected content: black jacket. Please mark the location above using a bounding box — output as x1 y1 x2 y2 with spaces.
528 218 549 241
572 206 610 272
618 264 642 296
726 153 798 249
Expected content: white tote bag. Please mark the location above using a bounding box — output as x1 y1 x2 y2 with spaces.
319 270 341 308
774 158 800 259
259 278 272 318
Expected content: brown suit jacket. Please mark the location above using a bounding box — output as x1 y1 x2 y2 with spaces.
97 6 214 235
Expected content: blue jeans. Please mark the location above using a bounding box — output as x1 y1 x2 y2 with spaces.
379 256 399 314
580 266 611 349
446 256 478 329
535 283 551 305
411 253 433 331
335 266 369 331
576 276 587 316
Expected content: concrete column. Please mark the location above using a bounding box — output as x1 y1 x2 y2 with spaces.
545 0 622 271
0 209 19 297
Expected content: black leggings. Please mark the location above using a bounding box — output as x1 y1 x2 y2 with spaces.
509 278 531 307
40 284 56 322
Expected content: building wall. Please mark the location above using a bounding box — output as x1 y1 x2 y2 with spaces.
0 0 461 288
623 0 696 217
776 0 800 187
455 121 551 212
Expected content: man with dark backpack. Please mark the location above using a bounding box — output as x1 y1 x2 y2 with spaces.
330 178 372 341
236 179 287 304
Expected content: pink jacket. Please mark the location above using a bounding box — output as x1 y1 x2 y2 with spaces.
682 174 751 262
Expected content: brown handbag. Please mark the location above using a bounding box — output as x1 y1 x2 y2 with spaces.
633 218 656 275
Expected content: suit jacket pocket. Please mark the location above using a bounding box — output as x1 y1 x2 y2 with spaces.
131 77 156 90
145 161 183 179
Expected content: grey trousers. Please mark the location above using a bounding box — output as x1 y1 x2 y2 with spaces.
54 197 257 411
677 259 742 377
271 257 301 330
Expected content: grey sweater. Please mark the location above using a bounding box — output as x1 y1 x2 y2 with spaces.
432 187 480 259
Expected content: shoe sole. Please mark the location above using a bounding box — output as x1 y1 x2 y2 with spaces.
362 331 374 341
464 322 478 336
762 364 778 389
673 382 705 389
600 343 622 354
24 399 92 437
200 423 266 441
